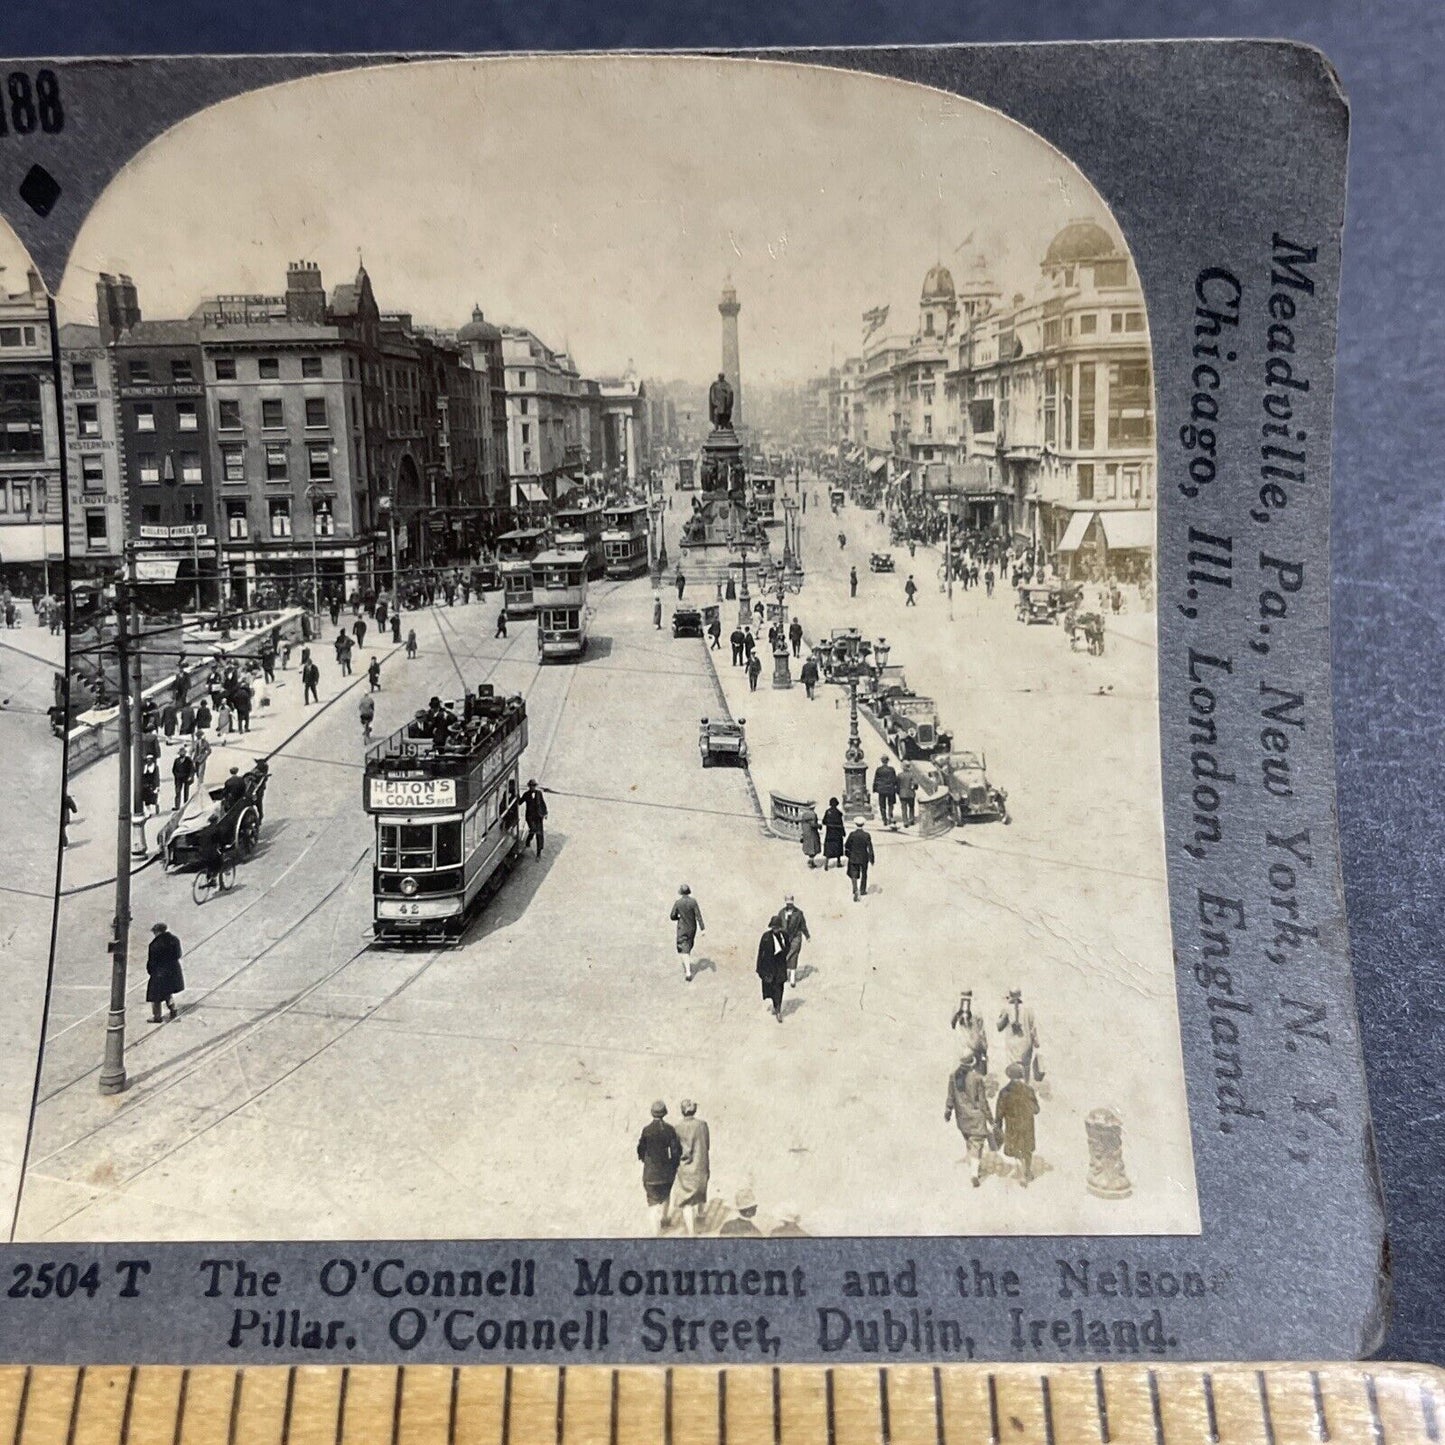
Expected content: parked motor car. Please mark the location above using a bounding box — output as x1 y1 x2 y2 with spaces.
672 606 704 638
930 750 1009 824
869 552 895 573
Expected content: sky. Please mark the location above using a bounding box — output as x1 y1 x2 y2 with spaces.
56 56 1127 385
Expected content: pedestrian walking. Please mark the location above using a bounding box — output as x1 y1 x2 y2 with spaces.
950 990 988 1074
753 599 765 625
233 685 252 734
354 617 367 649
844 816 875 900
359 693 376 742
406 629 418 659
140 757 160 815
521 778 547 858
669 883 704 983
675 568 686 600
944 1053 994 1188
904 574 918 606
997 990 1044 1081
778 894 810 987
707 617 722 650
896 766 917 826
822 797 845 869
146 922 185 1023
756 913 789 1022
60 792 77 848
178 701 195 737
215 700 232 741
996 1063 1040 1186
302 661 320 705
367 656 381 692
495 608 508 638
729 627 745 666
653 594 663 630
788 617 803 658
172 748 194 809
637 1101 682 1235
280 641 293 671
161 701 177 741
746 652 762 692
800 653 819 700
985 568 996 597
671 1101 710 1235
872 756 899 825
849 565 858 598
799 804 821 868
742 628 756 659
339 638 353 677
260 645 276 683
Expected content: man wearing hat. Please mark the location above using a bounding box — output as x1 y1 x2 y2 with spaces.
756 914 790 1022
872 756 899 826
145 921 185 1024
778 894 810 989
844 816 876 901
950 990 988 1074
717 1187 764 1237
669 883 705 982
521 779 548 859
636 1101 682 1235
672 1100 711 1235
997 989 1044 1082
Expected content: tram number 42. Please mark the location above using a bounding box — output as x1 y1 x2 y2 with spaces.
0 72 64 136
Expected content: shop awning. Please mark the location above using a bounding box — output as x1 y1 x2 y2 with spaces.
134 557 182 581
0 523 61 564
1100 509 1155 551
1056 510 1094 553
868 456 887 474
518 482 547 503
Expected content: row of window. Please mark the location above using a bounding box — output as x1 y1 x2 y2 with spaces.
0 478 50 514
1042 311 1145 347
0 325 41 350
73 355 329 390
1 375 45 457
222 496 334 541
221 441 333 484
1077 462 1151 503
218 396 332 431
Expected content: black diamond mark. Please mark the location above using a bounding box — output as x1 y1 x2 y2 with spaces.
19 164 60 218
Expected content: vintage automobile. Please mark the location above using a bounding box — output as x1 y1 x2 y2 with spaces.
881 694 953 760
699 716 749 768
869 551 895 573
160 760 269 870
929 750 1009 824
672 606 704 638
1015 582 1079 624
829 486 846 511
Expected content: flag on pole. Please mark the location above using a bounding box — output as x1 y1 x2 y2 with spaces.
862 304 889 342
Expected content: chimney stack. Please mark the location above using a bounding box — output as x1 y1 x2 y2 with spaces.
285 259 327 324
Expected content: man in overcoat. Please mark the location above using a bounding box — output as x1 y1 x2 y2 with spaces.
637 1101 682 1234
844 817 875 901
778 894 810 988
522 779 548 858
756 914 789 1022
146 922 185 1023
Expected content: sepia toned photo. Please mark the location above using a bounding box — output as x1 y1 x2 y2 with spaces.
8 55 1198 1243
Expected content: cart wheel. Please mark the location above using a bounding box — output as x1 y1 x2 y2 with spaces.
191 872 210 906
235 807 260 859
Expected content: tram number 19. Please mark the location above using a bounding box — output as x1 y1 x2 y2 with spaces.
0 72 64 136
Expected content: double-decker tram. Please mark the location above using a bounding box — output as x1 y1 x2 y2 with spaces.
552 503 605 578
497 525 551 618
601 502 649 578
532 549 589 660
750 474 780 526
364 685 529 940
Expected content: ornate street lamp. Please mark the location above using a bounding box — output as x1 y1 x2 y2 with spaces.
728 533 756 632
757 556 805 689
831 631 876 817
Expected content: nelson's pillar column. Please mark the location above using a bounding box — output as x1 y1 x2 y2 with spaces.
719 278 742 429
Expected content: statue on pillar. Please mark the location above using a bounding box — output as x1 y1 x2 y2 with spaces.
708 372 735 430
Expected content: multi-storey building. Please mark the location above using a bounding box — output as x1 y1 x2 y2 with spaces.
454 305 513 526
97 274 221 610
500 326 587 510
58 323 125 573
0 269 62 595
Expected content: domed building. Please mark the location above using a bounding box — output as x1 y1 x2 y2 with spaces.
918 262 957 340
1041 219 1131 291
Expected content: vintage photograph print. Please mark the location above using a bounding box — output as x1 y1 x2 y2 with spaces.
10 56 1197 1243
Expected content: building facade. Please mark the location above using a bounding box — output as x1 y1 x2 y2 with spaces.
58 323 125 573
0 269 62 594
500 326 587 510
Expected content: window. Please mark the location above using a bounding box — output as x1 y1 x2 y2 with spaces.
1104 463 1119 500
176 401 198 431
258 357 280 379
182 500 204 526
1063 267 1075 286
225 500 247 540
0 486 9 512
213 356 236 380
1094 259 1128 288
1079 313 1098 336
218 399 242 431
85 510 108 551
313 502 335 537
1122 464 1143 499
222 444 245 483
1043 318 1062 347
302 356 323 378
261 399 284 429
81 455 105 492
377 821 460 871
137 453 160 484
12 483 30 515
265 443 288 481
268 497 291 537
1077 362 1096 449
1077 463 1095 501
134 403 155 432
140 504 161 526
128 360 150 383
519 371 528 387
1043 369 1057 446
521 422 530 445
77 403 100 438
1110 312 1126 334
0 325 37 348
923 414 933 437
70 361 95 389
180 451 202 484
924 312 934 335
171 358 194 383
304 398 327 429
0 375 43 456
967 399 994 434
1107 362 1153 446
1125 312 1145 333
307 444 331 481
519 397 528 415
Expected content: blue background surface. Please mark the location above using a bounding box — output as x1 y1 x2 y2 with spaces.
0 0 1438 1364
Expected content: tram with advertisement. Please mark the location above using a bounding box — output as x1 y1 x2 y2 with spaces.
601 503 649 578
532 549 590 660
750 474 781 526
497 525 552 618
364 686 529 941
677 457 695 491
552 503 606 578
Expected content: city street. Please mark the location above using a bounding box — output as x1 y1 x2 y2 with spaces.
15 493 1196 1242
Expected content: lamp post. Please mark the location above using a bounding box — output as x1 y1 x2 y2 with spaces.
833 631 879 817
728 534 756 632
758 555 804 689
305 481 326 626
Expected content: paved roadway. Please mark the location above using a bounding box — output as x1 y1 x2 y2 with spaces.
14 489 1198 1242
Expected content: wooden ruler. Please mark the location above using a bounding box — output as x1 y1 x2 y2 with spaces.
0 1364 1439 1445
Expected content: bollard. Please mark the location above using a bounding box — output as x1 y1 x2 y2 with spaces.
916 790 955 838
1085 1107 1133 1199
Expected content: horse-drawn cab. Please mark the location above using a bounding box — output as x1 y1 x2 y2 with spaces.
161 760 269 871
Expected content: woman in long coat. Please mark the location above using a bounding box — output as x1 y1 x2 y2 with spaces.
799 806 821 867
821 797 846 869
145 923 185 1023
944 1053 993 1188
995 1062 1040 1185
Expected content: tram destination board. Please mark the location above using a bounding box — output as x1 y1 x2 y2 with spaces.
0 44 1385 1368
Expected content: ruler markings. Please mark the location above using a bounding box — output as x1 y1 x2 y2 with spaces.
608 1371 619 1445
224 1374 240 1445
1041 1377 1055 1445
171 1373 189 1445
499 1369 511 1445
119 1369 139 1445
771 1369 781 1445
1368 1374 1387 1445
825 1370 836 1445
1148 1370 1164 1445
718 1369 727 1445
1309 1371 1328 1443
554 1367 566 1445
278 1371 295 1445
988 1375 1000 1445
445 1370 458 1445
1421 1381 1440 1445
663 1368 672 1445
61 1369 82 1445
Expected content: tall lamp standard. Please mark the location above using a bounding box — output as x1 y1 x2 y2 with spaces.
758 555 804 689
728 533 757 633
834 632 890 817
304 481 327 625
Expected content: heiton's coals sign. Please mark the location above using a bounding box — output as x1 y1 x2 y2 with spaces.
367 777 457 810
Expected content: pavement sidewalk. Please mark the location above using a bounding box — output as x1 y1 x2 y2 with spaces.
0 619 64 670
